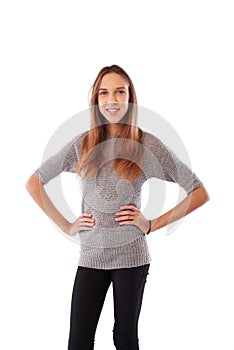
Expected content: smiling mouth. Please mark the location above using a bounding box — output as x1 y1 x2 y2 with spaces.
106 108 120 116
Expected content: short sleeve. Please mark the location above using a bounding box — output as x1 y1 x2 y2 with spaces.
143 132 203 194
34 132 87 184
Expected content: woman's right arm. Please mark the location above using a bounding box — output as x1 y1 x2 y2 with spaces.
25 173 95 235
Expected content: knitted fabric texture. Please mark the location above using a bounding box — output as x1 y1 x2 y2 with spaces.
35 131 203 269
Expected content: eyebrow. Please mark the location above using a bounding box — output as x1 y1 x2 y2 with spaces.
98 86 128 90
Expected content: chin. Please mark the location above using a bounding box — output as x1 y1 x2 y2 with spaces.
104 117 125 124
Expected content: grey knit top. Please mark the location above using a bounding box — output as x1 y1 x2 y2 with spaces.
35 130 203 270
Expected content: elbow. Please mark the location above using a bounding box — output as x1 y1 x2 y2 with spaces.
25 174 35 195
192 185 210 208
25 177 32 193
200 186 210 204
25 173 43 196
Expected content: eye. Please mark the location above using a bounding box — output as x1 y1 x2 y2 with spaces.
99 91 108 95
117 90 126 94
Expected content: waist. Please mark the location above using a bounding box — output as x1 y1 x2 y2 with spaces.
78 225 145 249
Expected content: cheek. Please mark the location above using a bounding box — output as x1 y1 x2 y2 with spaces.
119 92 129 104
98 98 105 109
122 103 128 112
98 102 107 117
121 97 129 111
121 92 129 103
98 105 105 115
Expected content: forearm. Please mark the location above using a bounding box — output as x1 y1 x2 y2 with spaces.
26 174 70 233
151 186 209 232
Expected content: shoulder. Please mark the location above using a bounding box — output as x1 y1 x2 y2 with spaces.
73 129 89 142
57 130 89 161
142 130 176 162
142 130 160 143
71 130 89 148
142 130 167 150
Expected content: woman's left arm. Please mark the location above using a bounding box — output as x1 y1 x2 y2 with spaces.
150 185 209 232
115 186 209 234
116 133 210 233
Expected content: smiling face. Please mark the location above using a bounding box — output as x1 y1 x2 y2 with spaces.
98 72 130 124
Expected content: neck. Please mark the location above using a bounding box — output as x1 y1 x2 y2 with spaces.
106 123 122 136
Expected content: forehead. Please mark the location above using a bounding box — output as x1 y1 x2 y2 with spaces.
99 72 129 88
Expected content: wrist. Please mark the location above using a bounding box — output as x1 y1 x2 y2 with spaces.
63 221 72 235
150 218 162 232
145 220 151 235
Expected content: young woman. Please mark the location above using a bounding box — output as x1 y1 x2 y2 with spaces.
26 65 209 350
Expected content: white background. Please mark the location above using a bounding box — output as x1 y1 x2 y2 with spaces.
1 0 233 349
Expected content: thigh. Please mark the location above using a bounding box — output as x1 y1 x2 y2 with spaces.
112 264 150 328
68 266 111 349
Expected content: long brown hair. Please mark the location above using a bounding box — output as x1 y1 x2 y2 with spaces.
77 65 144 181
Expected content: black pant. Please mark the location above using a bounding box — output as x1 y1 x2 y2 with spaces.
68 264 150 350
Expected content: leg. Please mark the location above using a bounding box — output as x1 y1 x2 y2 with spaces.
112 264 150 350
68 266 111 350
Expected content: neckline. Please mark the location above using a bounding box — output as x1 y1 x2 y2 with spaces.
106 134 118 138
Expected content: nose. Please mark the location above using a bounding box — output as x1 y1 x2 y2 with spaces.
107 92 117 104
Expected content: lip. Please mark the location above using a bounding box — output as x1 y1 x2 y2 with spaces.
106 108 120 116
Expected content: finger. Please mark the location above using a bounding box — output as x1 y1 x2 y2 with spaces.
80 212 93 217
79 217 95 223
78 216 95 222
120 205 139 212
81 222 95 227
72 222 95 233
115 215 135 222
78 218 95 226
118 220 135 226
115 210 136 216
79 225 94 231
